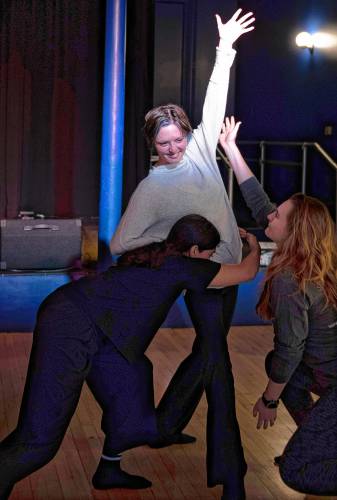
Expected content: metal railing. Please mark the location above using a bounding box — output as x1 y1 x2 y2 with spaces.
150 141 337 221
217 141 337 222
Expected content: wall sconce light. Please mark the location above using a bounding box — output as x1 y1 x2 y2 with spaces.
296 31 336 54
295 32 314 53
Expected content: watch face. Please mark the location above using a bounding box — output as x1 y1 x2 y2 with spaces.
262 394 279 409
265 401 278 409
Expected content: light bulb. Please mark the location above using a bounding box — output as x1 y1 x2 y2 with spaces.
295 32 313 49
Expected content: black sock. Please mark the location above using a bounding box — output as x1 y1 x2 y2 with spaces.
92 456 152 490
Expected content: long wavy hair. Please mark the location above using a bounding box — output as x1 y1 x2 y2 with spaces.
117 214 220 268
257 193 337 319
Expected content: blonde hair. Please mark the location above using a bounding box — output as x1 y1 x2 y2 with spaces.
257 193 337 319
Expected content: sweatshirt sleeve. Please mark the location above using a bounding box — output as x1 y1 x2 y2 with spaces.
110 181 162 255
269 272 310 384
239 176 276 227
187 48 236 172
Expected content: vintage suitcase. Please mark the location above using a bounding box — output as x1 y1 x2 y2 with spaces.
0 218 82 270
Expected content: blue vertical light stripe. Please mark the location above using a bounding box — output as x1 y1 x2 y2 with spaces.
98 0 126 266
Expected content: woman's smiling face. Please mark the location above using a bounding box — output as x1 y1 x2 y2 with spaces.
154 124 188 166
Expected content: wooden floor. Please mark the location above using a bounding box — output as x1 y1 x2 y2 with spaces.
1 326 336 500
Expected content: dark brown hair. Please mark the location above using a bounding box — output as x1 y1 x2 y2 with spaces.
143 104 192 147
117 214 220 268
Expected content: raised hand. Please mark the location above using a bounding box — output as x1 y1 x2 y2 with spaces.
219 116 241 149
216 8 255 47
218 117 255 184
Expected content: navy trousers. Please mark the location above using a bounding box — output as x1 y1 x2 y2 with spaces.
156 286 247 489
0 289 158 496
265 351 337 495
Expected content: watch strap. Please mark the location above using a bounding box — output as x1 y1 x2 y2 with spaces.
262 393 279 409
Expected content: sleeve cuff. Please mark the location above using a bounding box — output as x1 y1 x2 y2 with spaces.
214 47 236 65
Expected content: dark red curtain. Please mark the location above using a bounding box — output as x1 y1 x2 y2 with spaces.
0 0 105 218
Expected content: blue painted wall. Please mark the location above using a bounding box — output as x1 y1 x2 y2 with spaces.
235 0 337 210
236 0 337 145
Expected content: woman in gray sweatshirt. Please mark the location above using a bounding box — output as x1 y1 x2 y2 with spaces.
110 8 255 499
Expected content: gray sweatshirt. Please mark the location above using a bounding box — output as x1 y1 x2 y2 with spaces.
110 47 242 264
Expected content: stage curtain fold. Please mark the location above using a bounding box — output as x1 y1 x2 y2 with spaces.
122 0 155 211
0 0 105 218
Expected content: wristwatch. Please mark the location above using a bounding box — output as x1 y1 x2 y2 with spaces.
262 393 279 409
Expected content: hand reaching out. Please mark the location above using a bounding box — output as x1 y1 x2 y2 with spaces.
238 228 260 253
238 227 248 239
219 116 242 150
216 8 255 47
253 397 277 430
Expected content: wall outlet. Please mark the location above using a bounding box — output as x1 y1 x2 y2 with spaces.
324 125 333 136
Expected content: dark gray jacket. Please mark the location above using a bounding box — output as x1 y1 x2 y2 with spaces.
240 177 337 384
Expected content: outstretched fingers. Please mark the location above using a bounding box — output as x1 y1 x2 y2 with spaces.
225 8 255 28
237 11 255 24
223 116 241 134
233 120 242 135
238 12 255 33
216 9 255 46
215 14 222 33
241 26 255 34
220 117 242 147
230 8 243 22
